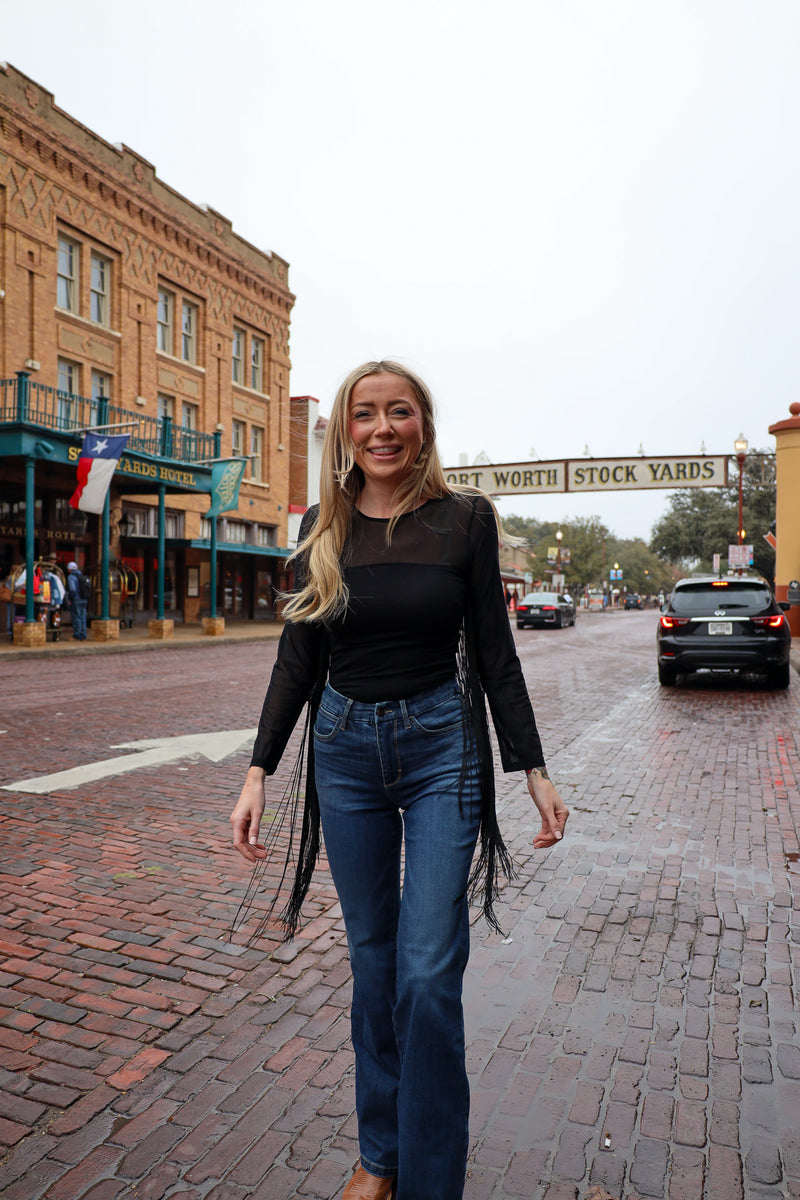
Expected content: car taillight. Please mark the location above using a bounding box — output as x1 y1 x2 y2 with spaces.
541 605 557 611
752 614 785 628
518 605 528 612
660 615 690 629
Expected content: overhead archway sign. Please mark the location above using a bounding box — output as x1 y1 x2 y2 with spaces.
443 455 729 497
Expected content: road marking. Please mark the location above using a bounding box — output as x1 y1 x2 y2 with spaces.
2 729 258 794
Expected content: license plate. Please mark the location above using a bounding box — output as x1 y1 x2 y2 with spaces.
708 621 732 635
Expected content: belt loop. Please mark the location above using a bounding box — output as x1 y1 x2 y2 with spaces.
340 697 353 729
399 698 411 730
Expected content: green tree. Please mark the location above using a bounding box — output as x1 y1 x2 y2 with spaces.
502 515 609 592
502 513 681 597
649 451 776 581
604 537 678 595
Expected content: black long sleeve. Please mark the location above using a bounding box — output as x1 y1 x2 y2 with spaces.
249 494 544 772
464 495 544 770
250 509 323 771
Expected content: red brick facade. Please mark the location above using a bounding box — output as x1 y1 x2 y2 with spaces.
0 64 296 623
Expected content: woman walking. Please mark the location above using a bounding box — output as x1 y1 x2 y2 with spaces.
231 360 568 1200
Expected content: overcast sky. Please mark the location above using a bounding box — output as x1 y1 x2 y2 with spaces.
4 0 798 538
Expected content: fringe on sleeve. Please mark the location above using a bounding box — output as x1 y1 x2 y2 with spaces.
456 613 516 935
231 641 327 946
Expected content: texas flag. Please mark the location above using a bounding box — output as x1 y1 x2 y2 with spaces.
69 433 130 514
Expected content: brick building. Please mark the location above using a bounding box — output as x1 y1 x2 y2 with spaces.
0 63 296 633
287 395 327 549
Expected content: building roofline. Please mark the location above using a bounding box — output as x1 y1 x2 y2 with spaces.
0 62 293 299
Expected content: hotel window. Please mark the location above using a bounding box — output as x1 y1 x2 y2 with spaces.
157 393 174 425
250 425 264 481
232 328 244 384
224 520 248 544
57 235 79 312
257 525 277 547
91 370 111 400
90 252 110 325
91 370 111 426
157 289 174 354
181 301 197 363
57 359 79 427
181 402 198 430
129 507 155 536
250 337 264 392
164 511 185 539
232 419 245 456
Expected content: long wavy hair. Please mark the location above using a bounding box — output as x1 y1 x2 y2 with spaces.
283 360 455 623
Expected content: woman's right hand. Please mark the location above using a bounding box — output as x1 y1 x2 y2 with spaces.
230 767 268 862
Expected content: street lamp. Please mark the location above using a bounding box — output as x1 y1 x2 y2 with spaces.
118 511 135 539
734 433 748 546
555 529 563 580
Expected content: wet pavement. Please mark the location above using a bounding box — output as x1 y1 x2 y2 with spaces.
0 612 798 1199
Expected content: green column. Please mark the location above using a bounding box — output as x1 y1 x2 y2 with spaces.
209 517 218 618
156 486 166 620
24 456 35 624
16 370 30 422
98 396 110 621
101 491 110 621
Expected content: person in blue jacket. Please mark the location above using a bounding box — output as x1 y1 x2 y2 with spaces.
66 561 87 640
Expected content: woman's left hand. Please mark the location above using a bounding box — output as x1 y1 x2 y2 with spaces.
526 767 569 848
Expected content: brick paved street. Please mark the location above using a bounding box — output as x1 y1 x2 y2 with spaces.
0 612 798 1199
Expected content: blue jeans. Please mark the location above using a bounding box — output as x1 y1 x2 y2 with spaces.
314 679 481 1200
70 599 87 639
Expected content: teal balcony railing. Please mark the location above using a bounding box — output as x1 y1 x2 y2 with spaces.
1 376 219 464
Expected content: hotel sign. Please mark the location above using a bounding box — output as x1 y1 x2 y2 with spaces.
67 444 203 490
444 456 729 497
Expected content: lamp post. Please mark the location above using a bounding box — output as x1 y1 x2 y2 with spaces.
734 433 748 546
555 529 562 575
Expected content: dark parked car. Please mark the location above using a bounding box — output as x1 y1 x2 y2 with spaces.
657 575 791 688
624 593 643 609
516 591 576 629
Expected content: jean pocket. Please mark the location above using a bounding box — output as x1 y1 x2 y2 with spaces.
313 703 342 742
410 695 464 736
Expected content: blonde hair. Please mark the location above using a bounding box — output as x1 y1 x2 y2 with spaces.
284 360 454 623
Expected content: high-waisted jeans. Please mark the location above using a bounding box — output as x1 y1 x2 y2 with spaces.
314 678 482 1200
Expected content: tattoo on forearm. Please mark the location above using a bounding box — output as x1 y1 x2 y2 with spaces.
526 766 551 783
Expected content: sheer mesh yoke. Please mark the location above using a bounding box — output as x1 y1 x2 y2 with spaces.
332 502 474 699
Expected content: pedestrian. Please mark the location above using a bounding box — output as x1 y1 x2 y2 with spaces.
66 561 88 640
230 360 569 1200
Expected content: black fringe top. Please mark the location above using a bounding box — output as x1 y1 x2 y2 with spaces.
233 493 545 943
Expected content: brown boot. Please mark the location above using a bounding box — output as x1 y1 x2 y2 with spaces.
342 1165 397 1199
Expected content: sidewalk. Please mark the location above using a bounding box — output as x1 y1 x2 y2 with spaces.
0 619 283 661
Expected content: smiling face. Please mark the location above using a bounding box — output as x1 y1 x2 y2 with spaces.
348 372 425 505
